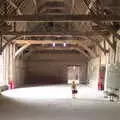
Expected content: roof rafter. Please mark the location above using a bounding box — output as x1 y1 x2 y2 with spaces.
32 0 38 13
85 0 96 14
0 35 22 53
6 0 22 15
15 43 31 58
0 14 120 22
82 0 120 40
84 36 109 54
0 31 106 36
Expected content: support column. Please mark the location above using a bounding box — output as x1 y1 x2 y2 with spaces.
8 45 10 86
0 38 4 86
8 44 15 89
104 34 118 90
12 44 16 87
5 45 9 85
104 53 109 91
9 44 13 81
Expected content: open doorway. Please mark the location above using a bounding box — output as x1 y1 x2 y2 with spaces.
67 65 80 84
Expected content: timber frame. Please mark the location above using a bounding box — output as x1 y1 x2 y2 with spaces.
0 0 119 57
0 14 120 22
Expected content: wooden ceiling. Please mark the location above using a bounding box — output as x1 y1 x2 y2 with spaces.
0 0 120 58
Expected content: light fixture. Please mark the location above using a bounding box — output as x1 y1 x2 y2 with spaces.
63 43 67 47
52 42 56 47
73 66 76 69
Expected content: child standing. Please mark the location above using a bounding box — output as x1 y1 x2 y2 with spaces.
71 81 78 98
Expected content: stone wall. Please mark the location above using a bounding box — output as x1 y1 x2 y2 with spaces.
14 59 26 87
105 39 120 90
106 63 120 89
23 52 88 85
0 55 4 86
87 57 100 89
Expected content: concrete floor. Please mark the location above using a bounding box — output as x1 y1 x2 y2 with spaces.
0 85 120 120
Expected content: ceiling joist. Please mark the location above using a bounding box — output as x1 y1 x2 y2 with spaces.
32 0 37 13
82 0 120 41
0 14 120 22
0 31 107 36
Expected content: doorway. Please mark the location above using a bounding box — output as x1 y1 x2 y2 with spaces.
67 65 80 84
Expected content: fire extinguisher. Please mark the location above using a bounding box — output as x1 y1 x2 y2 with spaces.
8 80 14 89
98 81 102 90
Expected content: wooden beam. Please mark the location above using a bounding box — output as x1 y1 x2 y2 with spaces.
14 39 96 58
0 35 22 53
32 0 37 13
0 35 2 48
97 22 120 40
101 34 115 51
85 0 96 14
0 31 102 36
32 0 37 7
79 43 96 57
0 15 120 22
31 46 90 58
38 1 67 13
38 3 66 13
15 43 31 58
14 40 86 44
87 37 109 53
76 47 90 58
71 0 75 13
6 0 22 15
82 0 120 40
41 9 66 14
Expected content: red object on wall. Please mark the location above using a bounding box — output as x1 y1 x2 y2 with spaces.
98 66 105 90
98 81 103 90
8 80 14 89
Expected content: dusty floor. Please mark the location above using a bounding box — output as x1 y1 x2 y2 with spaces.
0 85 120 120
